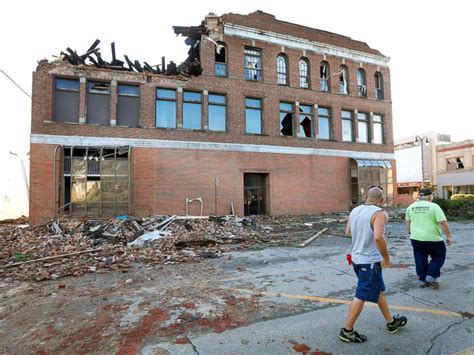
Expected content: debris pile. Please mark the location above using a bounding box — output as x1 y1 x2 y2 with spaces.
0 214 349 282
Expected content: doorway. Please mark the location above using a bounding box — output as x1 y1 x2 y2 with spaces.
244 173 267 215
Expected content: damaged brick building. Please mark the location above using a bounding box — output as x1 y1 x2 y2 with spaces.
29 11 396 224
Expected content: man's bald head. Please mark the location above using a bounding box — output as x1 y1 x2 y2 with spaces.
367 186 384 203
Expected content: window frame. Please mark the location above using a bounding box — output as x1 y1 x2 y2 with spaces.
155 87 177 128
320 61 330 92
317 106 332 140
372 114 385 144
276 54 289 85
339 65 349 94
357 112 370 143
53 77 80 123
374 72 384 100
245 97 263 134
86 80 111 125
182 90 203 130
244 47 262 81
117 83 140 127
356 68 367 97
341 109 354 142
279 102 295 137
214 42 227 77
299 57 310 88
208 93 227 132
298 104 313 138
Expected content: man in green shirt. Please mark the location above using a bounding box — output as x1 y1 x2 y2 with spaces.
406 188 453 289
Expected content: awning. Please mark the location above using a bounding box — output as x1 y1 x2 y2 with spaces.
356 159 392 168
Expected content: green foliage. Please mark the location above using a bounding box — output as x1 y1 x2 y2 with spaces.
433 196 474 220
451 194 474 202
12 252 32 262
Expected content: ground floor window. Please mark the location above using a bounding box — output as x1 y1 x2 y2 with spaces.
443 185 474 198
61 146 130 216
351 159 393 206
244 173 267 215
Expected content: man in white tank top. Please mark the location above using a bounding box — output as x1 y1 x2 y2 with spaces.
339 186 407 343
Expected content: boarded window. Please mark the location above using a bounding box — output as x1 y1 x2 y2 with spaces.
54 78 79 122
87 81 110 125
117 84 139 126
245 98 262 134
156 88 176 128
208 94 226 131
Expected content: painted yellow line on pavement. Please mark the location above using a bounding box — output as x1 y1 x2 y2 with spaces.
228 288 463 318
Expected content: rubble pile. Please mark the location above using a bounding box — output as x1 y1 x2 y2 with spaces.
0 213 353 282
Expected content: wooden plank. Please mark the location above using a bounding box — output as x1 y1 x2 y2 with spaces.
298 228 328 248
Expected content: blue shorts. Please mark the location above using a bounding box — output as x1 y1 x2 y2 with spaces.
353 262 386 303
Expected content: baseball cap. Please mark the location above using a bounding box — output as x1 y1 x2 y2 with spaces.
419 188 433 196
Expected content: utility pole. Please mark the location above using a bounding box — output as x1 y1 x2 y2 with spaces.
415 135 430 187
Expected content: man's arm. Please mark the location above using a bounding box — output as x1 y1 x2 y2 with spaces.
405 220 411 235
345 219 351 237
373 211 390 267
439 221 453 245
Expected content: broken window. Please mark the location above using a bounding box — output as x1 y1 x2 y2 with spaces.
245 98 262 134
447 157 465 171
357 112 369 143
86 81 111 125
320 61 330 92
54 78 80 123
244 173 267 215
339 65 349 94
357 69 367 97
299 58 310 88
244 48 262 81
373 114 384 144
208 94 226 131
351 159 393 206
375 72 384 99
117 84 139 126
298 104 313 138
276 54 288 85
61 146 130 217
156 88 176 128
318 107 331 140
280 102 294 136
214 43 227 77
341 110 354 142
183 91 202 129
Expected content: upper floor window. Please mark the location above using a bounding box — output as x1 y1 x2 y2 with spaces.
320 61 330 92
244 48 262 81
245 98 262 134
374 72 384 100
280 102 294 136
299 58 310 88
446 157 464 171
373 114 385 144
183 91 202 129
87 81 111 125
276 54 288 85
156 88 176 128
318 107 332 140
356 69 367 97
208 94 226 131
357 112 369 143
54 78 79 123
298 104 313 138
117 84 139 127
214 43 227 77
341 110 354 142
339 65 349 94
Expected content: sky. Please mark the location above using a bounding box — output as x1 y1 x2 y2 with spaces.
1 0 473 159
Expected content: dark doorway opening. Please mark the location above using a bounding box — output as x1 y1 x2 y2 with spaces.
244 173 267 215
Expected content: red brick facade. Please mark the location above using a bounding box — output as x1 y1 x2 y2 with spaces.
29 11 396 224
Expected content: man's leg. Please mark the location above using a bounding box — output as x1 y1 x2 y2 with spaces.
344 297 365 330
426 241 446 286
377 292 394 323
411 239 429 284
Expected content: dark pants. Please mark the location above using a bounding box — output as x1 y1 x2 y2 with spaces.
410 239 446 281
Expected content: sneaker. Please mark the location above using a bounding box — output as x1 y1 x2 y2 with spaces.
387 315 408 333
425 276 440 289
339 328 367 343
418 280 426 288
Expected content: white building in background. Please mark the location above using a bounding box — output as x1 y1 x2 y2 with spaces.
394 131 451 196
0 69 31 220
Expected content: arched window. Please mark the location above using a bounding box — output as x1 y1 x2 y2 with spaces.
299 58 310 88
374 72 384 99
339 65 349 94
276 54 288 85
356 68 367 97
320 61 330 92
214 42 227 77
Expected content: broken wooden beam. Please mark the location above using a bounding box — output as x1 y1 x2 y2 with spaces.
298 228 328 247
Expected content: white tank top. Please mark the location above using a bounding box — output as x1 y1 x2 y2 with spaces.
349 204 384 264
